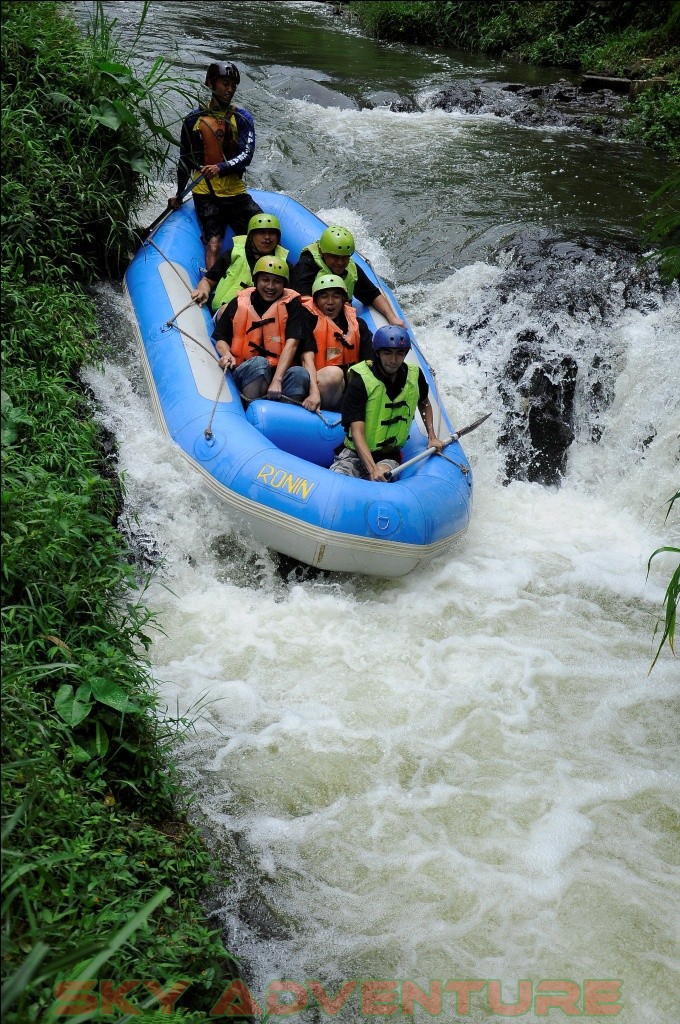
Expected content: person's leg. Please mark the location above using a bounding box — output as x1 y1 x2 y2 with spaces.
329 448 365 477
225 193 264 236
232 357 271 401
280 366 310 402
375 458 399 476
204 235 222 270
193 195 224 271
316 366 344 410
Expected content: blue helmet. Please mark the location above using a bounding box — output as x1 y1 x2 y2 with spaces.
372 325 411 353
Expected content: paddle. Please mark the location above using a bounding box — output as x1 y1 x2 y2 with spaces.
385 412 492 481
139 172 207 242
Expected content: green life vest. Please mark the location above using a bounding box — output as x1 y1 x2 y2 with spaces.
304 242 359 300
346 361 420 453
212 237 289 311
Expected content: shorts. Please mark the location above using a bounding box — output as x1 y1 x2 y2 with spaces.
194 192 263 243
329 447 400 478
232 357 310 401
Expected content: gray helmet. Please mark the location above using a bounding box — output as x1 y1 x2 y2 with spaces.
205 61 240 86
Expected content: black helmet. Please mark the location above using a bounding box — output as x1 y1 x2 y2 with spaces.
205 61 240 87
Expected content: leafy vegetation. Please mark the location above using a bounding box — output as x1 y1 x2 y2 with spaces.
642 170 680 284
648 492 680 672
1 0 183 278
1 3 235 1019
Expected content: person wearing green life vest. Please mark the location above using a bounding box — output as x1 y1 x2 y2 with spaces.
290 225 405 328
191 213 292 317
330 325 445 482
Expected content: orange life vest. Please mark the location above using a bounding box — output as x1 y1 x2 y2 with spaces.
196 112 240 165
300 296 361 370
231 288 298 367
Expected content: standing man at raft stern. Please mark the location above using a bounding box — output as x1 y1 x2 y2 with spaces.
168 61 262 270
290 225 406 328
330 325 445 482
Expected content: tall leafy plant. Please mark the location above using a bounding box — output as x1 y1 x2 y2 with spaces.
1 1 191 279
643 171 680 283
2 4 236 1019
648 492 680 671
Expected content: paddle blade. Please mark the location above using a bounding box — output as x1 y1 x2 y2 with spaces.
453 411 492 440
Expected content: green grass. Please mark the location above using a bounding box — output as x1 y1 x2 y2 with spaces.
1 3 237 1019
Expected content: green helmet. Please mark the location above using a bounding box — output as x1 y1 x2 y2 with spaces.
252 255 289 280
319 225 355 256
312 273 348 297
247 213 281 236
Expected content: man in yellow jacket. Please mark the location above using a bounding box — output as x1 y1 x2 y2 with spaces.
168 61 262 269
190 213 291 314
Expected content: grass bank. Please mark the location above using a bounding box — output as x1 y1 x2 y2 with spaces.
1 2 233 1019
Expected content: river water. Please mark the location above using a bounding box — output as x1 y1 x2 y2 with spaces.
78 2 678 1021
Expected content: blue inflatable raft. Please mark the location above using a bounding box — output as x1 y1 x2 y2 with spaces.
124 190 473 577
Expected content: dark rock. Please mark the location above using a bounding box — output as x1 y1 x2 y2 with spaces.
500 343 577 486
581 74 631 94
427 76 628 138
448 228 662 486
363 90 420 113
389 98 420 113
430 84 486 114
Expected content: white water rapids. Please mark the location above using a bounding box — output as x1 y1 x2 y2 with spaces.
86 245 678 1023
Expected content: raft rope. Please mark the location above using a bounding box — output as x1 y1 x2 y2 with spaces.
163 299 196 328
436 450 470 474
204 370 228 441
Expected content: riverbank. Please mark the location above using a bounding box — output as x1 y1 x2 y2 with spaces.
1 3 233 1018
345 1 679 158
343 1 679 281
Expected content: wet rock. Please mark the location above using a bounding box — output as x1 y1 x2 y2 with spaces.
362 90 421 113
493 233 649 482
448 228 665 486
428 77 629 138
498 337 577 486
430 83 490 114
271 75 358 109
581 74 631 94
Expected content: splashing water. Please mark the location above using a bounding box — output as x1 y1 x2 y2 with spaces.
84 249 679 1022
